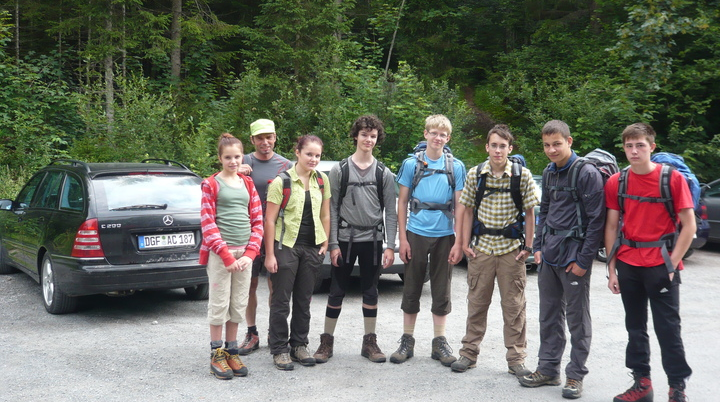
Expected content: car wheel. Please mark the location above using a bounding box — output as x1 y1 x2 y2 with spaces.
0 243 15 274
41 254 78 314
683 248 694 259
184 283 209 300
313 277 329 293
596 247 608 263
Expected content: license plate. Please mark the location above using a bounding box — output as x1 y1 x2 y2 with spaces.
138 232 195 250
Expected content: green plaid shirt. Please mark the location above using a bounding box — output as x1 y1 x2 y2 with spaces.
459 161 540 256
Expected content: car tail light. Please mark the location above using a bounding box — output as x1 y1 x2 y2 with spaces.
700 204 708 220
71 219 105 258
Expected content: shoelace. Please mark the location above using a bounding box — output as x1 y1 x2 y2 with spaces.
437 339 454 357
396 337 411 353
213 350 231 369
565 379 581 389
669 388 688 402
240 333 256 348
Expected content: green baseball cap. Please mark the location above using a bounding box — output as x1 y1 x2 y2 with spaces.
250 119 275 136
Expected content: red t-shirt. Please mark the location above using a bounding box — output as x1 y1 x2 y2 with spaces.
605 163 693 269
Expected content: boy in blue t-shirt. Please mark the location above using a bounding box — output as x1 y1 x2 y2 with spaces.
390 114 466 367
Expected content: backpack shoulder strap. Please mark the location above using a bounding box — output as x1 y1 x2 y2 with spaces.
510 160 523 214
617 166 631 215
411 151 427 191
376 160 386 212
474 162 488 212
659 164 676 222
338 157 350 210
279 171 292 211
445 152 455 191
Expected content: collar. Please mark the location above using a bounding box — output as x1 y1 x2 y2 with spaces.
547 151 578 173
480 158 513 177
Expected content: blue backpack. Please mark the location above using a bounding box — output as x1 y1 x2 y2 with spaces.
650 152 701 209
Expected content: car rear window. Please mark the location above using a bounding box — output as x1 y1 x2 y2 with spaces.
93 174 201 212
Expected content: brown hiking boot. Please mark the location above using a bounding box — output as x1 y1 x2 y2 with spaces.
238 332 260 355
225 348 249 377
361 333 386 363
209 348 233 380
313 333 334 364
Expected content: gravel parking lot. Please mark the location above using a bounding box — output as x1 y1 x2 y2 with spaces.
1 246 717 402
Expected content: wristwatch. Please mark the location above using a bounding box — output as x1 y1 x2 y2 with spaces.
522 246 533 253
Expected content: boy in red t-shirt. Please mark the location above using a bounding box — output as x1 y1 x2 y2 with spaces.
604 123 694 402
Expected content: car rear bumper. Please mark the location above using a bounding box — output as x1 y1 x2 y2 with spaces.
53 255 207 297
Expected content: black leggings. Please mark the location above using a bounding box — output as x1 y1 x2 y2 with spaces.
327 241 382 307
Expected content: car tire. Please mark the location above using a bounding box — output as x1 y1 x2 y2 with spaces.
0 244 15 274
596 247 608 263
683 248 694 259
41 254 78 314
184 283 209 300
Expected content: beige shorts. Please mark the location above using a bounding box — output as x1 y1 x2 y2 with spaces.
206 249 251 326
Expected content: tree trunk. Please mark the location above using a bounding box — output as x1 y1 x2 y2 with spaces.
170 0 182 80
105 13 114 129
14 0 19 64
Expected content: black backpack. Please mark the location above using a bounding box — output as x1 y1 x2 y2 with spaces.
336 158 387 264
542 149 619 243
472 156 525 239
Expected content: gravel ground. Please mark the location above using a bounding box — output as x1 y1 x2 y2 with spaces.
1 246 718 402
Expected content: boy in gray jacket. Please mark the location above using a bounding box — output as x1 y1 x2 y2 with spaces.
313 115 398 363
519 120 605 399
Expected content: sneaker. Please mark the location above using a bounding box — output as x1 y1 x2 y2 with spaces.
225 348 249 377
508 363 532 377
668 385 687 402
290 345 316 366
430 336 457 367
450 355 477 373
613 372 653 402
210 348 233 380
313 333 334 364
273 352 294 371
389 333 415 364
238 332 260 355
562 378 583 399
361 333 386 363
518 370 562 387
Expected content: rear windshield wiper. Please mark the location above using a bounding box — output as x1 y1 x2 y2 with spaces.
111 204 168 211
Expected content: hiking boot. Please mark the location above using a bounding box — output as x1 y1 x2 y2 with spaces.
361 333 386 363
209 348 233 380
390 334 415 364
508 363 532 377
238 332 260 355
518 370 562 387
273 353 294 371
225 348 249 377
313 333 334 364
613 372 653 402
450 355 476 373
562 378 583 399
290 345 316 366
430 336 457 367
668 384 687 402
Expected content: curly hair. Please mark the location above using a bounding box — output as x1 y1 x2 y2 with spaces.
349 115 386 146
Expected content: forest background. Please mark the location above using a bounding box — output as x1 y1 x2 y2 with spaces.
1 0 719 198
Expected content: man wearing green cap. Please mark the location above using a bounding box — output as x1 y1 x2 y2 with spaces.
237 118 292 355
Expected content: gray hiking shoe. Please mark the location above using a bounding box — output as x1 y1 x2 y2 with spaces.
450 355 476 373
562 378 583 399
519 370 562 387
389 333 415 364
508 363 532 377
290 345 316 366
430 336 457 367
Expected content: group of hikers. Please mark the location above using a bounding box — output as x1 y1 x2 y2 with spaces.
199 114 693 402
